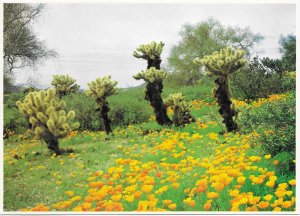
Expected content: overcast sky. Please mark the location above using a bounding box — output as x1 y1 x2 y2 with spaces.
14 3 296 88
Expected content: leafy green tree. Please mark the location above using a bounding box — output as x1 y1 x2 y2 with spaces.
279 34 296 71
85 76 118 134
261 57 283 77
133 41 172 125
51 75 80 97
164 92 195 126
16 89 79 155
194 47 247 133
168 18 263 86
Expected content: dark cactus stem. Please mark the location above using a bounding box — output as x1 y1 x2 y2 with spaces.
145 57 172 125
100 102 113 135
26 116 32 129
147 58 161 69
44 133 62 155
173 106 180 127
214 76 238 133
145 81 172 125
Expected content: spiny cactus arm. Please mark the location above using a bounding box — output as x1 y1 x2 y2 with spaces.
194 47 247 76
133 67 167 83
133 41 164 60
51 75 80 94
17 88 79 139
193 57 224 76
164 92 184 107
86 76 118 100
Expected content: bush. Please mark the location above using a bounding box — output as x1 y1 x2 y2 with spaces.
63 93 102 131
63 88 153 130
4 93 27 136
239 92 295 171
231 57 295 100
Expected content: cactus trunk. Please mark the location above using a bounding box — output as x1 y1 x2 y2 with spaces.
146 58 172 125
145 80 172 125
44 132 62 155
147 58 161 69
214 75 238 132
100 102 112 135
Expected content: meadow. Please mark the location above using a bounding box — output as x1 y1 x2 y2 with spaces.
3 85 296 212
3 4 296 213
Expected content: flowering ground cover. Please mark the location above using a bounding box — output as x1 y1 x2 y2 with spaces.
3 94 295 212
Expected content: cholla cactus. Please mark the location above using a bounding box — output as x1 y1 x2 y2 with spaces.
133 41 164 69
85 76 117 134
51 74 80 97
16 89 79 155
133 67 167 83
133 41 172 126
194 47 247 133
164 93 195 126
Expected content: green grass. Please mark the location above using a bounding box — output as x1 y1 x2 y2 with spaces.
3 85 296 212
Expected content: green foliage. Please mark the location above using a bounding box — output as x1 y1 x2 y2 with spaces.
51 75 80 97
164 92 195 126
108 89 153 126
279 34 296 71
62 93 102 131
4 93 27 135
16 89 79 139
239 93 295 171
168 18 262 86
281 71 296 92
133 41 164 60
194 47 247 76
231 57 296 100
4 107 27 136
273 152 295 174
22 86 38 94
133 67 167 83
260 57 283 76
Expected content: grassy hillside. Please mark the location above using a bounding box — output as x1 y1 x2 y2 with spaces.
3 89 295 212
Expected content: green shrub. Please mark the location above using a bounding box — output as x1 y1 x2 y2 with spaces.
63 93 102 131
231 57 295 100
4 93 27 135
63 88 153 130
273 151 295 174
4 106 27 136
239 92 295 171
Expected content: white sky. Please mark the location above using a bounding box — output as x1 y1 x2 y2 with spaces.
14 3 296 88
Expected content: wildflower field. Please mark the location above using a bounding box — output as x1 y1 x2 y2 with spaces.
3 93 296 212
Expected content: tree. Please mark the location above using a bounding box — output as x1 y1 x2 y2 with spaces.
85 76 118 135
194 47 247 133
3 3 56 90
51 75 80 97
16 89 79 155
164 92 195 126
168 18 263 86
261 57 283 77
279 34 296 71
133 41 172 125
